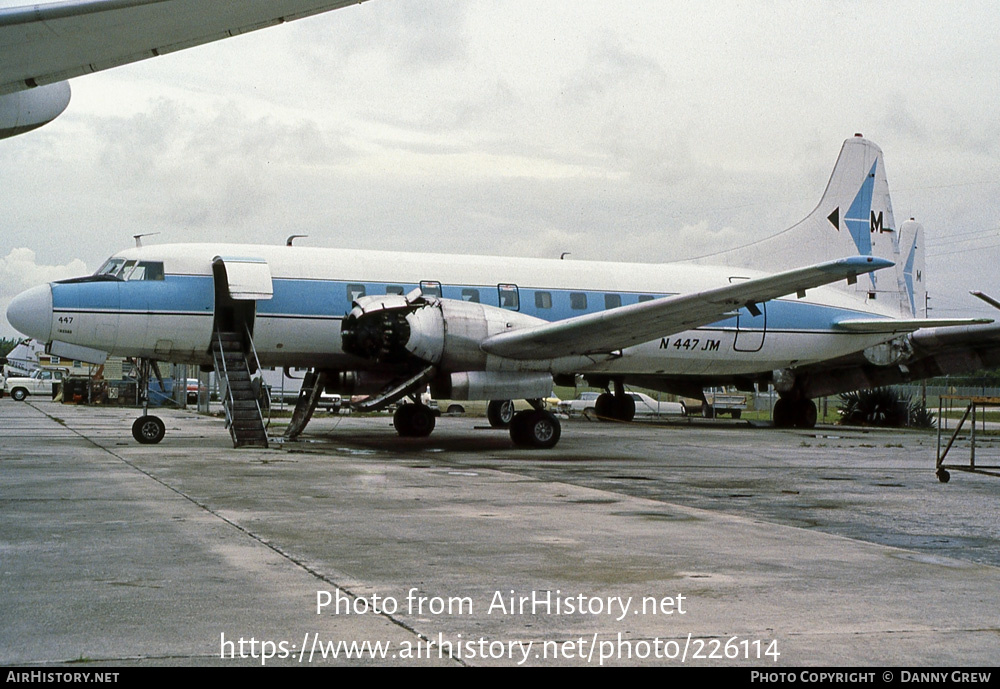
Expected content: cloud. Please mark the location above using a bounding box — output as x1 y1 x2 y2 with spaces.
0 249 89 339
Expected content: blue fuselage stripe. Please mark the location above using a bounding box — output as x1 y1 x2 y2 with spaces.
51 274 879 332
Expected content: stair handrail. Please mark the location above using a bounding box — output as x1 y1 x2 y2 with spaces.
214 328 236 432
243 322 271 432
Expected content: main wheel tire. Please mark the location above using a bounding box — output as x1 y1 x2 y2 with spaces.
11 388 28 401
511 410 561 449
394 404 436 437
772 398 794 428
132 415 165 444
614 394 636 422
795 399 818 428
487 399 515 428
594 393 615 421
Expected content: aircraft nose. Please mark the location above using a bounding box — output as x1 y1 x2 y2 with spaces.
7 283 53 342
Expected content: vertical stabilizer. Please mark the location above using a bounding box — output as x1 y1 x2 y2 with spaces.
897 218 926 318
702 135 918 317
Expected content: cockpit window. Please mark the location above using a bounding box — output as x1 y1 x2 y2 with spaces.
96 258 125 276
126 262 164 281
93 258 164 281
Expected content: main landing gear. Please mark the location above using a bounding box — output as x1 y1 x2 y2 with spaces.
509 407 561 449
485 399 561 448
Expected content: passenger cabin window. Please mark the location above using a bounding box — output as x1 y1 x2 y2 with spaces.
535 291 552 309
570 292 587 310
386 285 404 295
420 281 442 298
498 284 519 310
604 294 622 309
347 284 366 302
461 288 480 303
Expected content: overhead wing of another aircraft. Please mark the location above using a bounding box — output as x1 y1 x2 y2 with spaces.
0 0 371 138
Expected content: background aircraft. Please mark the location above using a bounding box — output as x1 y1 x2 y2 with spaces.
6 136 991 448
0 0 372 138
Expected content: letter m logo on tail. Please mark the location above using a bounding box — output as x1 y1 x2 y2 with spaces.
871 210 883 234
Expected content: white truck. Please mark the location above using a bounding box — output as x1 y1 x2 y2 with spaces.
2 368 69 401
681 387 749 418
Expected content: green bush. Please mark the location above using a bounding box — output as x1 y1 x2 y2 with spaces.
838 387 933 428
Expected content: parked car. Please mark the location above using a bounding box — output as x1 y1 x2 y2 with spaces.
186 378 207 404
2 368 69 401
558 391 682 418
557 391 601 416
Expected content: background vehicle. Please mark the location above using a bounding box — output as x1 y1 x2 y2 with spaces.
269 387 342 412
3 368 68 401
559 391 682 419
185 378 207 405
681 387 749 418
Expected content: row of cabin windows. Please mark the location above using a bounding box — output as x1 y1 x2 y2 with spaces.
346 283 658 312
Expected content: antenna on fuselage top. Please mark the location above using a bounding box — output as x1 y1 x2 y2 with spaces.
286 235 309 246
560 252 571 260
133 232 160 248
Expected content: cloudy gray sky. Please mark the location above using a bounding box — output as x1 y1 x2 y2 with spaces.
2 0 999 338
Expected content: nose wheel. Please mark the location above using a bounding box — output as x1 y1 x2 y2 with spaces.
132 415 165 444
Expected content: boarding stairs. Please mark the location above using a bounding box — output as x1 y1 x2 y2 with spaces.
212 327 269 448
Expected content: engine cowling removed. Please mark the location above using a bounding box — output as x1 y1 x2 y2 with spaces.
342 294 545 371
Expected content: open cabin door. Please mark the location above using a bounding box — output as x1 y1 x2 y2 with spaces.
212 256 273 336
210 256 273 448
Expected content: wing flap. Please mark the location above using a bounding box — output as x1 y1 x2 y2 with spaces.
834 317 993 333
0 0 370 95
481 256 892 360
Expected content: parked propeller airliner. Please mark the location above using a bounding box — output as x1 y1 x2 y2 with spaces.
7 136 993 449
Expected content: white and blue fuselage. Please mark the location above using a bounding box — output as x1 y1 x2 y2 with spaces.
12 242 902 381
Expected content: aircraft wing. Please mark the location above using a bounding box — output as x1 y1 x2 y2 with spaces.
0 0 370 96
480 256 892 360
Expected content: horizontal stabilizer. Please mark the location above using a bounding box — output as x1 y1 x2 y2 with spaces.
971 291 1000 311
834 317 993 334
481 256 892 360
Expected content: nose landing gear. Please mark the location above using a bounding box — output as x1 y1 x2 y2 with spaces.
131 357 165 444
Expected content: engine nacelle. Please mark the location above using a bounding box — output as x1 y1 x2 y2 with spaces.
0 82 71 139
342 294 547 371
432 371 553 401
